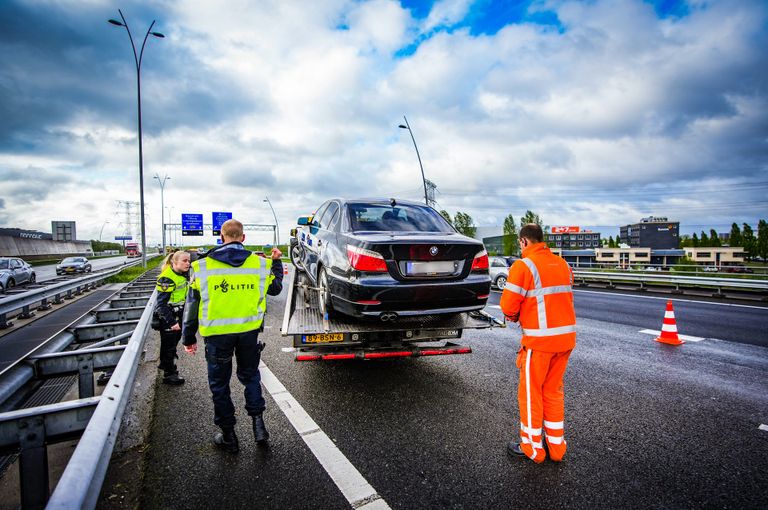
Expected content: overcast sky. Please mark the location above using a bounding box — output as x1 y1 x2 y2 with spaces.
1 0 766 245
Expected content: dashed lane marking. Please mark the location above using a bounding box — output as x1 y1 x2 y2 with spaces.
638 329 706 342
573 289 768 310
759 424 768 432
259 361 392 510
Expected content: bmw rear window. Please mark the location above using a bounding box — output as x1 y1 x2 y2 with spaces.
347 203 454 233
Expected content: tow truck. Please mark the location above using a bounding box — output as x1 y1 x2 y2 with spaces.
281 267 504 361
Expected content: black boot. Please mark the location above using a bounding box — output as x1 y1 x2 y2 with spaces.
162 371 185 385
253 414 269 445
213 429 239 453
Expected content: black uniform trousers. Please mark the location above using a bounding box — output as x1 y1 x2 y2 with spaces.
159 306 184 375
204 329 266 430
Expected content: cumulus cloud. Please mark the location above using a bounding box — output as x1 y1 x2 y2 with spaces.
0 0 766 242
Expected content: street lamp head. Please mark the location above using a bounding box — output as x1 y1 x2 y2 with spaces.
150 31 165 38
108 19 125 27
398 124 407 129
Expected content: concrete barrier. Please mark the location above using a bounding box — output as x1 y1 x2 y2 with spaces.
0 235 93 260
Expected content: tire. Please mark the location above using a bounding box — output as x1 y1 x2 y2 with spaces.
290 242 306 274
495 274 507 290
87 266 92 273
29 273 36 283
318 267 334 319
7 279 15 290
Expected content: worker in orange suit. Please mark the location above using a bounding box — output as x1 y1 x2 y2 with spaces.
500 223 576 463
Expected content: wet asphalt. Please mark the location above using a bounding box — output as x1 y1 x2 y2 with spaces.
138 278 768 509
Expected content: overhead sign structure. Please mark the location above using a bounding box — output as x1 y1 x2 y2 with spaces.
551 226 580 234
182 213 204 236
114 235 133 241
212 211 233 236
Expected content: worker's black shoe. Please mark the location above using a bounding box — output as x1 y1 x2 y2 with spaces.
507 441 526 458
213 429 239 453
162 373 185 385
253 414 270 445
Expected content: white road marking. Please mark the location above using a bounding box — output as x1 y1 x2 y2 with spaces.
487 305 501 309
638 329 706 342
573 289 768 310
259 361 391 510
759 424 768 432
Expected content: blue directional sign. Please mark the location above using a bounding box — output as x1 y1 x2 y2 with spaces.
212 211 233 236
114 235 132 241
182 213 204 236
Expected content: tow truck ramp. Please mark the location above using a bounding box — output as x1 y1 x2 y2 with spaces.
281 269 503 361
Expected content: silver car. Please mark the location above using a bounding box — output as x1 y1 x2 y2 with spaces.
0 257 37 293
489 256 511 290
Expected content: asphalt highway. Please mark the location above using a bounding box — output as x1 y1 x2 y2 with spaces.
136 272 768 509
33 255 136 282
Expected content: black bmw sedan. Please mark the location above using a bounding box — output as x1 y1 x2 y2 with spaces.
291 198 490 320
56 257 92 275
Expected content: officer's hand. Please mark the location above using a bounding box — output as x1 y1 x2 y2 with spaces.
184 343 197 355
271 247 282 260
506 313 519 323
170 323 181 331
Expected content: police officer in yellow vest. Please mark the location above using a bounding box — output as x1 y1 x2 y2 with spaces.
182 219 283 453
154 250 191 385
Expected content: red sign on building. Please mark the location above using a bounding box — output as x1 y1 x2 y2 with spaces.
551 226 580 234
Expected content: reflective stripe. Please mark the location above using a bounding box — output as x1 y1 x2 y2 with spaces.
543 420 564 429
504 282 527 296
524 348 536 460
526 285 572 297
661 323 678 332
200 313 264 327
520 423 542 436
521 258 541 288
521 437 544 449
522 325 577 337
546 436 564 445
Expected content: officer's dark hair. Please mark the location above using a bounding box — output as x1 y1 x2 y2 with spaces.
519 223 544 243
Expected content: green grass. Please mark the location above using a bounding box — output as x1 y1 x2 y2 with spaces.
104 256 164 283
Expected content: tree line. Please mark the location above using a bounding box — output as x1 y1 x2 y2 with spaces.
439 211 767 262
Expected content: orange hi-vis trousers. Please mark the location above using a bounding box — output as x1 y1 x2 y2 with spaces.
517 347 572 463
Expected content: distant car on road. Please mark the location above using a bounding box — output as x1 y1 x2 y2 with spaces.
56 257 92 275
702 266 718 272
489 256 511 290
0 257 36 292
724 266 754 274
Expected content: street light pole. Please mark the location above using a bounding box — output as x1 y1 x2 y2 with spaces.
398 115 428 206
263 197 280 246
165 206 175 247
108 10 165 267
99 220 110 241
154 173 170 254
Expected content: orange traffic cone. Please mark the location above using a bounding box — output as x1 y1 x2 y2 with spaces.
655 300 684 345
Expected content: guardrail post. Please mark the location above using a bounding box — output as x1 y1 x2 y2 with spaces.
18 305 35 320
37 298 52 311
53 293 64 305
0 312 12 329
19 416 49 510
77 353 95 399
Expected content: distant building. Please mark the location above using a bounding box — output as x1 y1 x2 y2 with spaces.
546 226 601 249
52 221 77 242
620 216 679 249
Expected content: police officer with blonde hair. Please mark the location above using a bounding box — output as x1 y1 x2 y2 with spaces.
182 219 283 453
154 250 191 385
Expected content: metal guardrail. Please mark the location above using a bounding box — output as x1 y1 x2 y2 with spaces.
572 270 768 296
0 270 158 509
0 258 154 329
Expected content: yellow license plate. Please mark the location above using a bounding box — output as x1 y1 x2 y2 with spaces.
302 333 344 344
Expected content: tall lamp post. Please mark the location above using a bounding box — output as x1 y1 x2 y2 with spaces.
154 173 170 254
108 10 165 267
398 115 428 206
99 220 110 241
263 197 280 246
165 206 175 247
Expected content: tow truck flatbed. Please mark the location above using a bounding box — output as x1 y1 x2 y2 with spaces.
281 268 503 361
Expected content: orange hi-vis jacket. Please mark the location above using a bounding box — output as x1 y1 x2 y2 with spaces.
500 243 576 352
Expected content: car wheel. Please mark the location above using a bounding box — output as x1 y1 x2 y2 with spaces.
30 273 36 283
7 279 15 290
290 243 306 273
495 274 507 290
318 267 334 319
87 267 92 273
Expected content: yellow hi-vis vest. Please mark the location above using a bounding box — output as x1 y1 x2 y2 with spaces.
190 254 274 337
156 266 189 305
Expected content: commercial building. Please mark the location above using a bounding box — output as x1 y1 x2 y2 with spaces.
620 216 679 249
546 226 601 249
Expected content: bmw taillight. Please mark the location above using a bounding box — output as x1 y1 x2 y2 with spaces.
347 245 388 272
471 249 489 271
